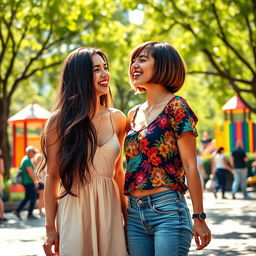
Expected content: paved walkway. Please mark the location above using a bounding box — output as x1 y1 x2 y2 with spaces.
0 190 255 256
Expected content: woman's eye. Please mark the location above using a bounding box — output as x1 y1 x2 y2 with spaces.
140 59 146 62
93 69 99 72
104 67 109 71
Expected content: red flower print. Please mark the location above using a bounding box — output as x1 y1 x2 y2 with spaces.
147 148 161 166
139 137 150 154
165 164 177 176
134 172 147 185
157 115 169 129
174 109 186 123
170 183 182 191
147 147 158 157
130 182 136 191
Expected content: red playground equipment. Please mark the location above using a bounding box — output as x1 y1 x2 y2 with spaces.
8 102 50 167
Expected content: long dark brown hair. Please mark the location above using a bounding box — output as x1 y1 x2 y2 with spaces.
37 47 112 197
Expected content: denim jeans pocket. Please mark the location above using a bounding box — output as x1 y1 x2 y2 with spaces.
151 197 179 215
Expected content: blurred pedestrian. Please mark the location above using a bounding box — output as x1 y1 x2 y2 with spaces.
32 153 45 217
13 146 38 220
196 148 208 193
211 147 233 199
252 159 256 176
230 141 249 199
201 131 212 150
0 149 7 222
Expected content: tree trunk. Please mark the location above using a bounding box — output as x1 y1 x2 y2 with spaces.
0 97 11 179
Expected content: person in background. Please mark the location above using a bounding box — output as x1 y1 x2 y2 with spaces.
32 153 45 217
201 131 212 150
230 141 249 199
124 41 211 256
13 146 38 220
37 47 127 256
211 147 233 199
252 159 256 176
0 149 7 222
196 148 208 193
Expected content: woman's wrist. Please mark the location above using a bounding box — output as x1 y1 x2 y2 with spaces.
45 224 56 232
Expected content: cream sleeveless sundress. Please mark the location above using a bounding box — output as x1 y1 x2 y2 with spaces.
57 111 127 256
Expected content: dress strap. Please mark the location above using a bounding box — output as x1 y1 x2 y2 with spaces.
131 104 141 129
108 108 115 135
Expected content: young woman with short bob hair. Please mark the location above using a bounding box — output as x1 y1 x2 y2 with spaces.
124 41 211 256
38 47 127 256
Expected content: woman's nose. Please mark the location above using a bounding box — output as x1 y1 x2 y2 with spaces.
101 70 109 77
131 61 139 68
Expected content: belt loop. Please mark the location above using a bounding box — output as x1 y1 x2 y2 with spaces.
177 191 182 200
147 195 153 208
128 196 131 208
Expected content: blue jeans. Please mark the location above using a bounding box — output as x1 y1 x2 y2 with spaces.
127 190 193 256
231 168 248 196
16 183 37 216
214 168 227 196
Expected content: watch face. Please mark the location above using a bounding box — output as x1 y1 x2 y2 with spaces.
199 212 206 220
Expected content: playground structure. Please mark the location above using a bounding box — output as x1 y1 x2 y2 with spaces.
215 95 256 153
8 103 50 167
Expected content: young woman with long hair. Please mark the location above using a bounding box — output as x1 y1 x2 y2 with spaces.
37 47 127 256
124 41 211 256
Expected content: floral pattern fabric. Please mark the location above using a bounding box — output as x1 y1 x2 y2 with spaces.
124 96 198 195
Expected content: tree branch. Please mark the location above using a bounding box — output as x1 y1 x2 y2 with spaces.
16 27 53 85
244 14 256 69
251 0 256 27
211 2 255 75
229 81 256 112
188 70 252 85
8 60 63 98
2 20 30 97
0 0 19 65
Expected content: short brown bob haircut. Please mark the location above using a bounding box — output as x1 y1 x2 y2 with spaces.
129 41 186 93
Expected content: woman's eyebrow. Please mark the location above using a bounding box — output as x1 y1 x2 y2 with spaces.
92 63 107 68
138 54 149 58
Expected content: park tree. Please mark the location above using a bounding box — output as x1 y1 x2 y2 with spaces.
122 0 256 112
0 0 130 178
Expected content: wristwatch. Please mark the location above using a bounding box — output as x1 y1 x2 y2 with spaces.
192 212 206 220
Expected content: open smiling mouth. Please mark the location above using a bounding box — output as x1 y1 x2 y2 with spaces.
99 80 109 87
133 72 142 80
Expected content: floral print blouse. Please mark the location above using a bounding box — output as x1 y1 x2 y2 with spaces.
124 96 198 195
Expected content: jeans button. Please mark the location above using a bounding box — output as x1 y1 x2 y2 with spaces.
137 199 143 204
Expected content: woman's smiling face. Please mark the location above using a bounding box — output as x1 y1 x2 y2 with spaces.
92 53 110 96
130 49 155 90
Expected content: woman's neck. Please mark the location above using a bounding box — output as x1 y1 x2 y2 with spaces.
145 84 173 106
94 97 105 115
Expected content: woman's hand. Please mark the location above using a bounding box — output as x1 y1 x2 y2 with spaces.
43 229 59 256
193 219 211 250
